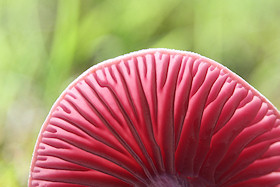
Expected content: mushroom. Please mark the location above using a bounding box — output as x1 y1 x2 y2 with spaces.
29 49 280 187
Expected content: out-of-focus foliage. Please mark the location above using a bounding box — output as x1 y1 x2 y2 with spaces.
0 0 280 186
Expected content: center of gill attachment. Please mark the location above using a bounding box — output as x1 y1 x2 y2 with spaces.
148 174 207 187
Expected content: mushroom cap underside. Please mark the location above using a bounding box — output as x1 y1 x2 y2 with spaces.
29 49 280 187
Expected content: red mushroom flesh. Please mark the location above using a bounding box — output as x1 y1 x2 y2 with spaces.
29 49 280 187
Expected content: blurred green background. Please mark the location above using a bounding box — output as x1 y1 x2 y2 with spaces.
0 0 280 186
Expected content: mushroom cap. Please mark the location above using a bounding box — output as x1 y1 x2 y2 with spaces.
29 49 280 187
